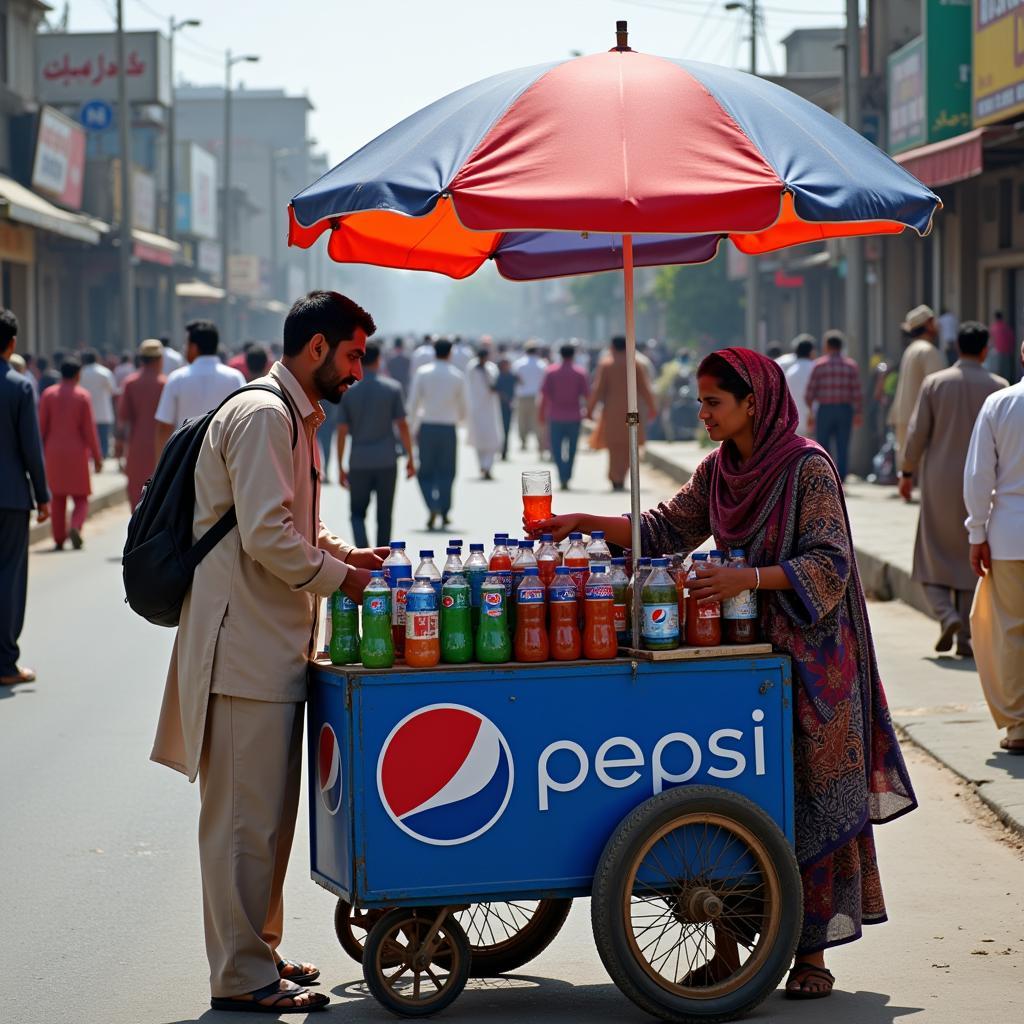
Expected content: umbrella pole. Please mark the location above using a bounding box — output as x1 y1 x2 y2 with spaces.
622 234 643 649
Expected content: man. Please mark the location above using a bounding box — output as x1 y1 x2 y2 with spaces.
0 309 49 687
410 333 436 375
784 336 817 436
891 304 946 465
464 348 503 480
938 307 959 366
38 357 103 551
154 320 246 454
245 344 270 382
116 340 166 508
987 310 1018 384
777 332 812 372
161 336 185 377
450 334 474 372
151 291 382 1013
539 343 590 490
804 330 863 481
899 322 1007 658
38 353 62 394
495 356 517 460
385 336 411 395
337 342 415 545
113 350 136 390
407 338 466 530
228 341 254 380
79 348 116 459
512 343 547 452
965 338 1024 755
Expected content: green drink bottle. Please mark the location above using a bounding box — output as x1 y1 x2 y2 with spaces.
360 571 395 668
329 590 360 665
441 573 473 664
475 574 511 663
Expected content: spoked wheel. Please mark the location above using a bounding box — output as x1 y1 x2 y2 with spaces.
363 907 470 1018
457 899 573 976
334 899 391 964
592 785 801 1023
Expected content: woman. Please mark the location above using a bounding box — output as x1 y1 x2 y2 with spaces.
533 347 916 998
464 349 504 480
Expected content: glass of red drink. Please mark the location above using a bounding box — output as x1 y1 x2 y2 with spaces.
522 470 552 530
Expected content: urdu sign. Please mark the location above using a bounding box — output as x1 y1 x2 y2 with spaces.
974 0 1024 124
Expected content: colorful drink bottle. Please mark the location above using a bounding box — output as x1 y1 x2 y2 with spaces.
510 540 537 631
608 557 630 645
723 548 758 644
642 557 680 651
548 566 581 661
488 533 514 611
441 545 464 585
382 541 412 658
463 543 488 631
564 532 590 624
522 470 553 531
360 571 394 668
583 565 618 659
415 549 442 600
624 556 652 645
514 566 549 662
686 552 722 647
328 590 360 665
586 530 612 569
476 574 511 663
536 533 561 587
441 572 473 663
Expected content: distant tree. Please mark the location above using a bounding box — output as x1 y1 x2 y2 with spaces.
653 255 744 351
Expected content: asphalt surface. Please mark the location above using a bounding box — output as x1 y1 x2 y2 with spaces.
3 437 1022 1023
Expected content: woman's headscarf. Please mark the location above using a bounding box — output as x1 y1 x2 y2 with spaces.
705 347 824 546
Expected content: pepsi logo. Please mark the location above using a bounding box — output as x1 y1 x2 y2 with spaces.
318 724 343 816
651 607 667 623
484 592 502 607
442 595 454 608
368 597 386 613
377 704 514 846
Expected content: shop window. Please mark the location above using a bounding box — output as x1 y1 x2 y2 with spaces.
999 179 1013 249
982 185 997 223
0 13 8 86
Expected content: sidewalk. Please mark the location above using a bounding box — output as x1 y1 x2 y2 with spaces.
28 459 127 547
643 440 1024 837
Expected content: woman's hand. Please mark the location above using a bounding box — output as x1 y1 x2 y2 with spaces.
687 565 756 605
524 512 583 542
346 547 390 570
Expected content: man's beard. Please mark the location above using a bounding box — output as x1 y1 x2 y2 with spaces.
313 361 357 404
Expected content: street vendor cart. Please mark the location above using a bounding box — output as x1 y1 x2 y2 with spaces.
309 648 800 1022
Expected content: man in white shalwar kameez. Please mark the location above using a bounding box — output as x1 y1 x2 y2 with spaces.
464 351 504 480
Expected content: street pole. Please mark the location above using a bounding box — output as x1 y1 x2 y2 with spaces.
743 1 760 348
116 0 135 350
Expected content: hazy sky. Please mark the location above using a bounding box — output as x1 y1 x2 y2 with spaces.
67 0 852 175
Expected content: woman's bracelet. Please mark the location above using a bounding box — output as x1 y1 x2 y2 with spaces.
753 567 761 591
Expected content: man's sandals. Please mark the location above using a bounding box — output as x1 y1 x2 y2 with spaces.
785 961 835 999
1000 736 1024 755
211 979 328 1014
277 958 320 985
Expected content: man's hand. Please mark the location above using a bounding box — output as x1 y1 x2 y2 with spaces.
406 460 417 480
970 541 992 578
347 547 388 570
340 567 372 603
853 413 864 429
94 458 103 474
36 502 50 525
687 565 756 605
897 476 914 502
806 415 815 433
338 469 349 489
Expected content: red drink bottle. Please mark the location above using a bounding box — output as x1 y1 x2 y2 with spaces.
583 565 618 659
548 567 581 661
514 567 549 662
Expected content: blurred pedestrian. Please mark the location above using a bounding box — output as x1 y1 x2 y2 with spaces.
965 338 1024 754
512 343 547 452
495 356 517 460
113 350 136 390
38 356 102 551
804 330 862 479
892 305 945 465
784 336 817 436
938 307 959 366
116 340 166 509
987 310 1018 384
587 335 656 491
160 336 185 376
451 334 474 372
777 333 812 372
0 308 49 687
337 342 415 545
38 353 61 394
245 345 270 382
464 349 503 480
229 341 255 380
410 333 435 375
540 343 589 490
385 336 411 395
79 348 116 460
407 338 465 530
899 322 1007 658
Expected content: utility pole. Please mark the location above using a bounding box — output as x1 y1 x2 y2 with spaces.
116 0 134 350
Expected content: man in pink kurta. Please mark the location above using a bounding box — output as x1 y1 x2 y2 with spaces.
116 339 166 508
37 357 102 550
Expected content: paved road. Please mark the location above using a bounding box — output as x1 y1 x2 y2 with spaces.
3 438 1022 1023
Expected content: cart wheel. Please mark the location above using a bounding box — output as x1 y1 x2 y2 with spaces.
591 785 801 1023
334 899 392 964
458 899 573 977
363 907 470 1018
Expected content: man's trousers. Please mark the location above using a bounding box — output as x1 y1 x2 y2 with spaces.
348 464 397 548
0 509 29 677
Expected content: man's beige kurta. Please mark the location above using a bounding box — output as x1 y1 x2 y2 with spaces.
902 360 1007 590
891 338 946 458
151 362 353 781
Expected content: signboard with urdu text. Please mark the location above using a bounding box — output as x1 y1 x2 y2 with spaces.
974 0 1024 125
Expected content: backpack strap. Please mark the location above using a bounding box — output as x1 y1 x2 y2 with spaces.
213 381 300 450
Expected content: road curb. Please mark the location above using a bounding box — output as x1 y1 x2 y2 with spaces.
29 484 127 546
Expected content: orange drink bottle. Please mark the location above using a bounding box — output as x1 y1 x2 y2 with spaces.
404 576 440 667
522 470 553 531
536 533 561 587
514 567 549 662
583 565 618 659
685 553 722 647
563 531 590 626
548 566 581 660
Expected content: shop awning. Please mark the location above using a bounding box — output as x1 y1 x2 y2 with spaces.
176 279 225 300
248 298 290 315
0 174 100 244
895 127 1014 189
133 229 181 266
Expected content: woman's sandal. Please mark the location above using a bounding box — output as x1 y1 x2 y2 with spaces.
211 979 329 1014
278 958 321 985
784 961 835 1000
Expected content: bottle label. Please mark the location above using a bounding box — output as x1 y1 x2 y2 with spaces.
482 591 505 618
613 602 627 632
697 599 721 620
569 568 588 596
723 590 757 620
366 595 389 616
549 585 577 603
586 583 614 601
391 581 410 626
517 586 545 604
335 593 357 612
383 564 411 588
498 569 513 595
407 611 439 640
466 567 486 608
642 604 679 640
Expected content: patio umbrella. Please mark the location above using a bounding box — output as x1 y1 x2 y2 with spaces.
288 22 940 642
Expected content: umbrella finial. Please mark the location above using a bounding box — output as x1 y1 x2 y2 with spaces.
615 20 631 51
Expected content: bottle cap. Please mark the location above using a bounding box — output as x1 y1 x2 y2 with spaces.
470 543 485 551
612 556 626 565
494 533 508 541
446 547 460 555
523 566 539 575
710 549 724 558
519 539 534 547
390 541 405 549
419 550 434 558
652 557 669 567
591 564 607 573
591 530 605 539
555 565 571 574
449 538 463 547
569 531 583 540
729 548 745 558
541 533 553 542
692 552 708 560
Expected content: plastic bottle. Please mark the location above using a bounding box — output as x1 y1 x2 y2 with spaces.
583 564 618 659
686 552 722 647
641 557 680 651
360 571 394 668
463 543 488 632
441 545 464 586
415 549 442 601
441 572 473 663
586 530 612 569
514 566 549 662
476 573 511 663
510 540 538 630
328 590 360 665
624 557 652 646
381 541 413 657
723 548 759 644
488 533 513 595
670 553 690 642
548 566 581 660
608 557 630 646
405 576 440 667
536 533 561 587
564 532 590 624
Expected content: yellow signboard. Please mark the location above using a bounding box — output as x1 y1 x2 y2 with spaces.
974 0 1024 125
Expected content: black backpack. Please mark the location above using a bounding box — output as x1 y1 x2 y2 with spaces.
122 384 298 627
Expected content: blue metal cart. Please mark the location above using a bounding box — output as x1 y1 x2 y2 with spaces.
308 651 800 1022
